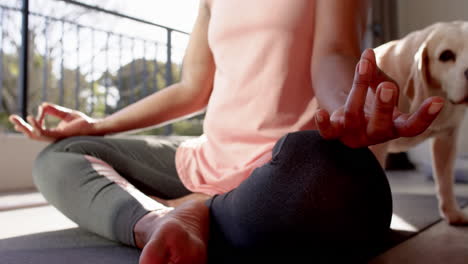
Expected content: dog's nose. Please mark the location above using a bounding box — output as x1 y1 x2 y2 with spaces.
465 69 468 80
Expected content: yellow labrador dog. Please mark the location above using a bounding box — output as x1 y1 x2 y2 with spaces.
374 21 468 225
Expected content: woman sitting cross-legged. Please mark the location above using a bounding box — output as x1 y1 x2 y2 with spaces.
9 0 444 263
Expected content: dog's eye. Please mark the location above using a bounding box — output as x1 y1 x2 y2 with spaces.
439 50 456 62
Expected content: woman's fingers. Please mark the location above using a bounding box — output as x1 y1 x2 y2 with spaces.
366 82 398 142
8 114 56 142
315 108 346 140
315 109 337 139
28 115 58 141
366 48 398 90
317 49 441 147
27 115 42 137
9 115 34 137
36 104 45 127
395 97 444 137
14 123 34 138
37 102 74 126
9 115 32 130
10 115 41 140
344 49 374 132
30 114 68 140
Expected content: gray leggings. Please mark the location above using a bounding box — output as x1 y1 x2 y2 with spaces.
34 131 392 262
34 135 192 245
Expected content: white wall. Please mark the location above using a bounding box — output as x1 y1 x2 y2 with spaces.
396 0 468 165
397 0 468 38
0 134 47 192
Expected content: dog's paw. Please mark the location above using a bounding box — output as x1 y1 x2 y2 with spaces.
441 209 468 225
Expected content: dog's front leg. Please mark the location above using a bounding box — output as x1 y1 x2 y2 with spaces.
431 128 468 225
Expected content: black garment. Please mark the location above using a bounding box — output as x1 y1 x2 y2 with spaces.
207 130 392 263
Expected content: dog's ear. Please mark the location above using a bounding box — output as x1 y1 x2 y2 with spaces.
403 41 431 112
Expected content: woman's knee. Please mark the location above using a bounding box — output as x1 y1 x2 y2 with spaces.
211 131 392 253
36 136 89 162
271 130 390 201
35 137 78 177
272 130 383 171
33 137 96 198
269 130 392 233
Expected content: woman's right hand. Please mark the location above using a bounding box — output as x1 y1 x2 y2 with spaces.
8 102 101 142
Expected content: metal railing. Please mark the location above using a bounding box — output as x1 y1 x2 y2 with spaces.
0 0 190 134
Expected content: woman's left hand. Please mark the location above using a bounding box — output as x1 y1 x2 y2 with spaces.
314 49 445 148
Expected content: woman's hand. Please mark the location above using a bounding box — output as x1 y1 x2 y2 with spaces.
9 102 101 142
314 49 444 148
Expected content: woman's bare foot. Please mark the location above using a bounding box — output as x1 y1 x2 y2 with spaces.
137 200 210 264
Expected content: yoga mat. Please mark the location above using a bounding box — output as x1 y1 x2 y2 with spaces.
0 193 466 264
0 228 141 264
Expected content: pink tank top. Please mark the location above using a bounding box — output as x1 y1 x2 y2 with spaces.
175 0 318 195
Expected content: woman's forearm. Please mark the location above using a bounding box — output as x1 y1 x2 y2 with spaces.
312 53 360 113
93 82 209 135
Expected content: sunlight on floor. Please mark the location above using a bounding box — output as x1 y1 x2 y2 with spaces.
0 206 77 239
390 213 417 232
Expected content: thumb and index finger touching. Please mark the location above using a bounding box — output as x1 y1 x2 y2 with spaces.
9 103 72 126
36 102 75 125
8 102 75 141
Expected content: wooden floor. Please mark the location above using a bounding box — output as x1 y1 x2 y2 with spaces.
370 210 468 264
370 170 468 264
